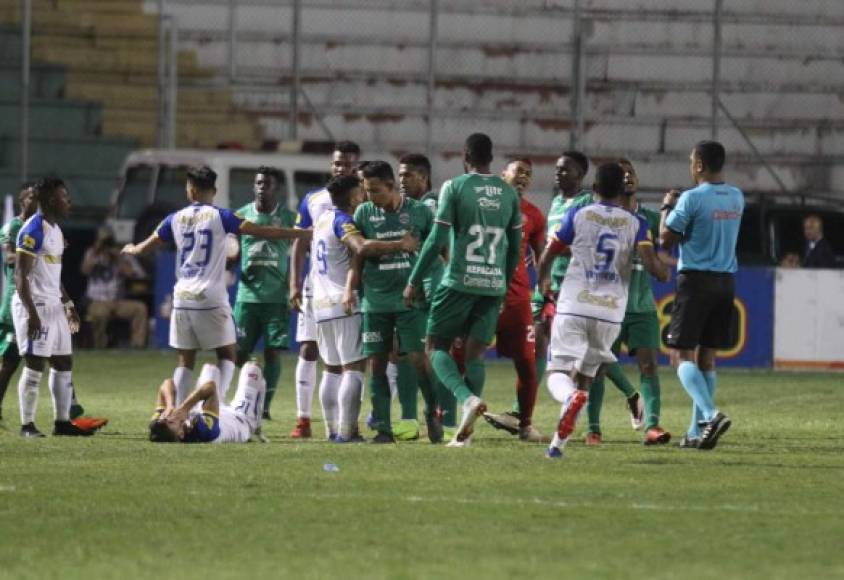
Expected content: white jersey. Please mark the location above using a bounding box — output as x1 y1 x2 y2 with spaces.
553 202 651 324
295 188 334 298
156 203 243 309
15 213 64 306
311 208 359 322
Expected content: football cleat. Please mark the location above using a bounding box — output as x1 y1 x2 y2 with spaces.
393 419 420 441
518 424 550 443
53 420 94 437
446 435 472 448
290 417 312 439
20 422 45 438
71 417 109 432
483 411 520 435
698 413 731 450
262 409 272 421
455 396 487 443
370 432 396 444
678 434 701 449
626 393 644 430
545 446 564 460
584 431 602 446
643 426 671 446
69 403 85 420
425 412 444 444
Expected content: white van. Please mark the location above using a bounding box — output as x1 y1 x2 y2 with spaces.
107 149 334 243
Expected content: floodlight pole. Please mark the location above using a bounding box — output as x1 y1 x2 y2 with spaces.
289 0 302 141
20 0 31 183
711 0 723 140
425 0 439 160
569 0 585 150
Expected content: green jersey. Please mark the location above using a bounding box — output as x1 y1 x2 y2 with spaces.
418 190 445 299
547 192 593 291
626 205 660 314
435 173 521 297
354 196 433 313
0 217 22 325
234 202 297 304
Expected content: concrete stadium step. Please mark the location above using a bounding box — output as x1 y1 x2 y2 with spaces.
32 44 199 76
102 110 261 149
0 135 135 175
64 82 236 112
0 170 117 211
0 98 102 139
0 63 66 99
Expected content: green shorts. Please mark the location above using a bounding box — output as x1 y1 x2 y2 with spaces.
234 301 290 353
362 309 426 356
427 286 502 344
0 321 17 357
613 311 660 356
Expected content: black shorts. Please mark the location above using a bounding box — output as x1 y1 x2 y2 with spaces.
666 271 737 350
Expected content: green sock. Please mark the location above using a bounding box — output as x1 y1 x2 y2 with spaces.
263 358 282 412
464 359 485 399
370 374 392 434
586 377 605 434
640 373 661 430
436 376 457 428
396 358 418 420
605 363 636 398
430 350 473 404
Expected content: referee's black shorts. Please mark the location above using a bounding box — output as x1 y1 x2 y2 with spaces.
666 270 736 350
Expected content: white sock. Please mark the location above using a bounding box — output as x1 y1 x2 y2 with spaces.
173 367 193 406
547 372 576 403
318 371 341 438
197 363 222 395
18 368 42 425
337 370 364 440
386 361 398 400
49 369 73 422
295 358 317 418
218 359 236 400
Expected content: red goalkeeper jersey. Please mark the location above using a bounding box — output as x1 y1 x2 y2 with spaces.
506 196 546 304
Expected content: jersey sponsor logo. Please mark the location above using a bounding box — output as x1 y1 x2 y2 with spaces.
466 264 502 276
462 274 505 289
247 241 280 260
375 230 406 240
368 214 386 224
176 208 216 228
478 198 502 210
712 209 742 221
576 289 619 309
362 331 382 343
474 185 502 197
378 261 411 271
175 288 208 302
584 211 629 228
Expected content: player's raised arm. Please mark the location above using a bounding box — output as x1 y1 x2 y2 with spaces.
343 229 418 258
122 214 171 256
537 204 576 297
239 220 312 241
659 188 685 251
170 379 220 423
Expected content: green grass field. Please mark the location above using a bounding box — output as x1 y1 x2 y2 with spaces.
1 351 842 580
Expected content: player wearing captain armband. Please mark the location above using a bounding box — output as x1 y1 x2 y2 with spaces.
536 163 670 460
148 360 266 444
122 166 309 409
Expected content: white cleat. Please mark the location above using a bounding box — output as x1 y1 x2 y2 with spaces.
455 396 487 444
446 435 472 448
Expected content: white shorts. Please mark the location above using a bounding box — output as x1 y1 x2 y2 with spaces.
12 298 71 358
296 294 318 343
317 314 364 366
547 314 621 378
169 305 236 350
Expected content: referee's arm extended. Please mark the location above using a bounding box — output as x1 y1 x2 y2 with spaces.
659 188 683 251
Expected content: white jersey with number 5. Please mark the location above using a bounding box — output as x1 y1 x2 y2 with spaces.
554 202 652 324
156 203 244 309
311 209 360 322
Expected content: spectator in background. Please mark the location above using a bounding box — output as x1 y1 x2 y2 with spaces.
81 226 148 348
779 252 801 268
802 215 836 269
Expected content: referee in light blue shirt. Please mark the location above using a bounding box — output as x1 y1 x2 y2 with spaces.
659 141 744 451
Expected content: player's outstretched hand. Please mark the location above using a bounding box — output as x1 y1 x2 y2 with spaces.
399 232 420 253
402 284 417 308
121 243 139 256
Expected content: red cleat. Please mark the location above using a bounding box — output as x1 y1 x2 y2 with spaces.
643 426 672 446
557 391 588 439
71 417 109 433
290 417 312 439
584 431 602 446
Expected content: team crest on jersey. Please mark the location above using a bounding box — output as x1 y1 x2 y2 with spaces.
21 235 36 249
478 198 501 210
369 214 385 224
399 213 410 225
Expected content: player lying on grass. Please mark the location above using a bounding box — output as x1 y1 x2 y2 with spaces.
123 166 309 409
537 163 670 460
149 361 265 444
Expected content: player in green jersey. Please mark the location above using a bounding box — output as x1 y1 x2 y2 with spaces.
405 133 522 447
233 167 298 422
346 161 440 443
0 184 37 420
584 158 671 446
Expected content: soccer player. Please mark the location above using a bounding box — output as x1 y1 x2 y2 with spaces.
289 141 361 438
583 158 671 445
122 166 308 407
538 163 669 459
659 141 743 450
0 183 36 421
348 161 438 444
483 158 548 442
13 177 92 437
148 361 266 444
398 154 456 437
232 166 297 421
404 133 522 447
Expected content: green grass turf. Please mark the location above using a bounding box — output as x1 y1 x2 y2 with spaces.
1 351 843 580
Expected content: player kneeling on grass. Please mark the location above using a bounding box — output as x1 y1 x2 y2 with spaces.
537 163 670 460
149 361 266 444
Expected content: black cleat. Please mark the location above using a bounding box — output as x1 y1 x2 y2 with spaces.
262 409 272 421
53 420 94 437
678 434 700 449
20 422 45 438
425 411 444 444
370 432 396 444
697 413 731 450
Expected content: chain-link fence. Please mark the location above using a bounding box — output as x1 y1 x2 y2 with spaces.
6 0 844 213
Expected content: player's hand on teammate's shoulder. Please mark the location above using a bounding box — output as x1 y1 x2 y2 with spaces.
399 232 419 253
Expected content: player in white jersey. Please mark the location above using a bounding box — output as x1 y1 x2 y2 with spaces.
288 141 361 439
12 177 94 438
123 166 309 406
148 361 266 444
536 163 669 459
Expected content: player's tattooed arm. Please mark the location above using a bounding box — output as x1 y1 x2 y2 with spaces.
121 233 165 256
343 231 418 258
14 251 41 340
240 221 312 241
343 253 363 315
638 242 671 283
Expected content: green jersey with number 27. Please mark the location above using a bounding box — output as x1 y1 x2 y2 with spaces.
435 173 521 297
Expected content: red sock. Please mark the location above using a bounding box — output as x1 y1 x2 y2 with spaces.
514 355 538 427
